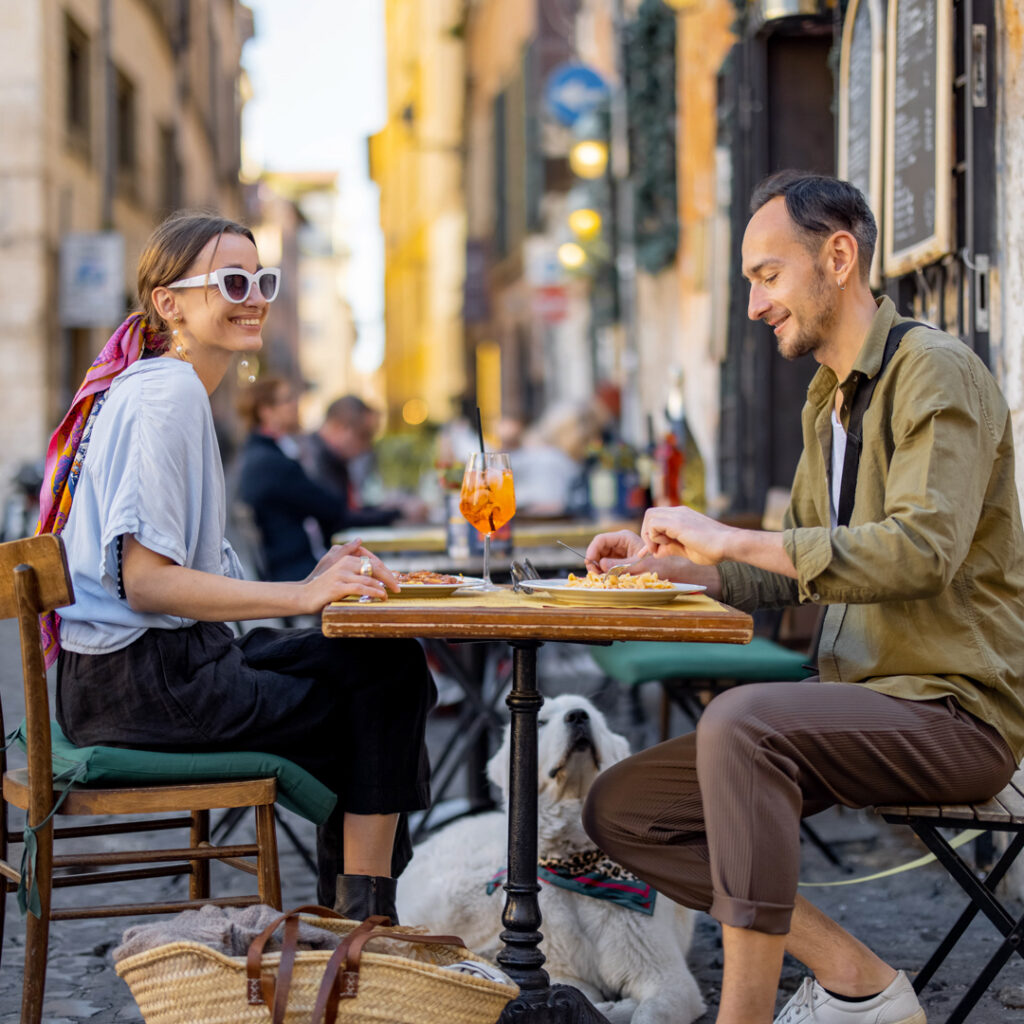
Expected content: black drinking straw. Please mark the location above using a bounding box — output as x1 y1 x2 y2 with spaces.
475 406 486 453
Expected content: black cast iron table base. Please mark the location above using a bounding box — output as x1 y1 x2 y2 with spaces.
495 640 611 1024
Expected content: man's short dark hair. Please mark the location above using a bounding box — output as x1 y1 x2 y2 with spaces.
324 394 375 429
750 171 878 281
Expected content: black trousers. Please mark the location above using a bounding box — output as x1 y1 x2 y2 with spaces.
57 622 436 903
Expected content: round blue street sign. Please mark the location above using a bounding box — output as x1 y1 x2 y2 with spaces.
544 63 609 127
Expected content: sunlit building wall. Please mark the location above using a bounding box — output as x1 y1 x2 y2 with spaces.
369 0 467 431
0 0 251 499
462 0 538 433
464 0 611 438
659 0 736 509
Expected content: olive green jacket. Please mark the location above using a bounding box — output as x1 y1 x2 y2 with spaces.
719 296 1024 760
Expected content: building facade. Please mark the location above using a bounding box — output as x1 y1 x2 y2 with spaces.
372 0 1024 516
0 0 252 504
369 0 468 433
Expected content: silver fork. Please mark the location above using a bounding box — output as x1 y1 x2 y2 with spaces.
555 540 643 575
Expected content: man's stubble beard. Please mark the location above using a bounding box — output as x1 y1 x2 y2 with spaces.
778 265 838 361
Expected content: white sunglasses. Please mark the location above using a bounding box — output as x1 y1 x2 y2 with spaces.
167 266 281 303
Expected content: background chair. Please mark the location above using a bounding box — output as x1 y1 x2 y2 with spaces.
0 534 329 1024
590 632 810 744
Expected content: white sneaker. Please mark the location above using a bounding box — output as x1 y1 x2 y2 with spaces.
774 971 926 1024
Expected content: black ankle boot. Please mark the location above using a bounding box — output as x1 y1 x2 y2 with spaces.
333 874 399 925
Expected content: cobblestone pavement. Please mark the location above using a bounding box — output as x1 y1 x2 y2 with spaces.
1 621 1022 1022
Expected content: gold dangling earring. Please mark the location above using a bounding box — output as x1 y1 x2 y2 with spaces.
240 357 256 384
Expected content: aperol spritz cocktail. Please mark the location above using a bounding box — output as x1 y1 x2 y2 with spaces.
459 452 516 589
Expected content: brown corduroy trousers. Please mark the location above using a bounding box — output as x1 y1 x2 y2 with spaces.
581 681 1016 934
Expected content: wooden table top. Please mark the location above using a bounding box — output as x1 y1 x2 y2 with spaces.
322 587 753 645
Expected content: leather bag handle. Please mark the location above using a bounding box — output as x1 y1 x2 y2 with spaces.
245 904 346 1013
309 920 468 1024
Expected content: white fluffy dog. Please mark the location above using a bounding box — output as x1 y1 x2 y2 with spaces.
397 694 705 1024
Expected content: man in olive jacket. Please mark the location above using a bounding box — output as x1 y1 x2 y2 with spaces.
583 172 1024 1024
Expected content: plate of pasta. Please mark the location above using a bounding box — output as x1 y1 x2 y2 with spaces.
390 571 487 598
517 571 706 606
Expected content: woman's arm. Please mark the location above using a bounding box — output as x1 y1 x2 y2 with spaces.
122 535 396 620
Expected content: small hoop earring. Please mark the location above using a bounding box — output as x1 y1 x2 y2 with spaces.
837 279 847 291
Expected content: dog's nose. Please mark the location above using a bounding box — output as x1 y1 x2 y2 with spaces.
564 708 589 725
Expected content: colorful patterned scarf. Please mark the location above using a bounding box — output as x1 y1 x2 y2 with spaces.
486 848 657 915
35 313 165 667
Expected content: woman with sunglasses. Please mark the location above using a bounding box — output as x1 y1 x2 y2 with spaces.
38 211 434 922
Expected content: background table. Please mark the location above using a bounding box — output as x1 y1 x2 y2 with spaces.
331 517 638 576
323 587 752 1023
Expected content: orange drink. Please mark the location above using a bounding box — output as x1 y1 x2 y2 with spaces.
459 467 516 535
459 452 516 589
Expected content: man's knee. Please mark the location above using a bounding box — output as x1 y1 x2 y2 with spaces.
697 683 791 750
582 757 635 849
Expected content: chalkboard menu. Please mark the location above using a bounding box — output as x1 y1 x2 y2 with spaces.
838 0 885 284
884 0 952 276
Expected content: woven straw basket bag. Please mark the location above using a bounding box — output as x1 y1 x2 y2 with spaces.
115 907 519 1024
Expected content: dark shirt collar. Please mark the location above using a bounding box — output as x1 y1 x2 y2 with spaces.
806 295 899 407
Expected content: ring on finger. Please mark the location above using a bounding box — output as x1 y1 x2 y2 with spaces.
359 556 373 577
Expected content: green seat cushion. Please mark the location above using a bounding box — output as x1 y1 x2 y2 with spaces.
16 721 336 825
590 637 809 686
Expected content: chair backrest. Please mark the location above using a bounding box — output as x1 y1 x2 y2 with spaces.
0 534 75 824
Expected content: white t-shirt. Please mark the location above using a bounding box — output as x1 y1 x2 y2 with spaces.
830 407 847 529
59 358 244 655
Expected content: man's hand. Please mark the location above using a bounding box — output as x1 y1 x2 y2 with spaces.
642 507 737 565
584 529 647 572
584 526 723 596
641 506 797 580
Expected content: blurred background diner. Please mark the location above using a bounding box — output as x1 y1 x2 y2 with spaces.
234 375 350 582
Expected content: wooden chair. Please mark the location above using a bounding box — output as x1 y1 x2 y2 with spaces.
875 768 1024 1024
0 534 283 1024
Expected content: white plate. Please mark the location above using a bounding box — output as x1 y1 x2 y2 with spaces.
517 578 707 606
391 577 488 599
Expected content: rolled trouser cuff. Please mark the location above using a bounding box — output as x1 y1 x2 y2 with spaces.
710 891 793 934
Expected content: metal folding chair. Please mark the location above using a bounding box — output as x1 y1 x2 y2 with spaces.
876 767 1024 1024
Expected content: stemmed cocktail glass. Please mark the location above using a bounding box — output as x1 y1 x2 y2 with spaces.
459 452 516 590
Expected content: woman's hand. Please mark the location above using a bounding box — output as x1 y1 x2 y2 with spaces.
305 539 382 581
299 548 399 612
